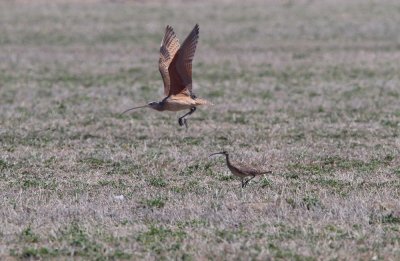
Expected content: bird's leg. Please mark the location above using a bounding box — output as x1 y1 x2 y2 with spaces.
178 107 196 128
241 179 245 188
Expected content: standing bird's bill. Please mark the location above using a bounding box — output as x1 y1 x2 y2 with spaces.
122 24 209 129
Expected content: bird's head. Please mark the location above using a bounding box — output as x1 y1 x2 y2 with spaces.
147 101 163 111
209 151 229 157
148 101 159 108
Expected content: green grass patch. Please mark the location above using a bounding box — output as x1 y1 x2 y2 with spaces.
20 227 39 243
145 197 166 208
137 225 186 255
148 177 167 187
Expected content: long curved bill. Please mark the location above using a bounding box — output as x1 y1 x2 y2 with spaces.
121 105 148 115
209 152 225 157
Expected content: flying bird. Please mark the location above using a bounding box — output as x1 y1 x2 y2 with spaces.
122 24 210 128
209 151 272 188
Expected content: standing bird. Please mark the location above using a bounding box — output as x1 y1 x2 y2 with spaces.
209 151 272 188
122 24 210 128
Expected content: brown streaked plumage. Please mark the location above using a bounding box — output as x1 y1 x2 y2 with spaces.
209 151 272 188
122 24 210 128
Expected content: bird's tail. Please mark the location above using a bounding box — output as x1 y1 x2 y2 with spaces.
195 98 213 106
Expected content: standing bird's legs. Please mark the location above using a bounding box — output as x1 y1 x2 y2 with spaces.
178 107 196 128
243 171 272 187
243 175 256 187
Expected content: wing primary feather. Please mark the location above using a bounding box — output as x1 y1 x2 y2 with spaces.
159 25 180 96
168 24 200 95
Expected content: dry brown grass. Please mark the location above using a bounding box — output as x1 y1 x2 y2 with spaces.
1 0 400 260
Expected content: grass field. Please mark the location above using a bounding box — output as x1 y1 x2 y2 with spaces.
1 0 400 259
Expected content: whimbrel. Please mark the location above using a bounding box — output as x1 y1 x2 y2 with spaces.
122 24 210 128
209 151 272 188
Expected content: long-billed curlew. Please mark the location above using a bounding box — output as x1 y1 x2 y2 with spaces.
209 151 272 188
122 24 210 128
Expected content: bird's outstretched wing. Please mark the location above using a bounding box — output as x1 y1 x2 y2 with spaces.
159 25 180 96
168 24 199 96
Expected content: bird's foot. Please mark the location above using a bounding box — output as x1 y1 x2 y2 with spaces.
178 118 188 129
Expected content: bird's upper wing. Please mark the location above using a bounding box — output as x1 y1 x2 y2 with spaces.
168 24 199 96
159 25 180 96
